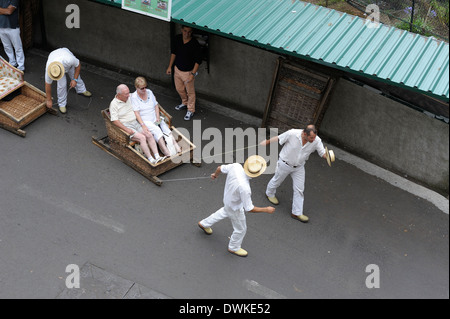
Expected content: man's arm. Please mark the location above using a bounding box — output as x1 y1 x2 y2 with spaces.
317 140 327 159
166 54 176 75
112 120 134 136
260 136 279 146
0 5 15 15
191 62 200 75
70 64 81 88
187 62 200 83
45 82 53 109
210 166 222 180
249 206 275 214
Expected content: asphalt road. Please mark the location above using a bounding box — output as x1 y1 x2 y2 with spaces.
0 49 448 299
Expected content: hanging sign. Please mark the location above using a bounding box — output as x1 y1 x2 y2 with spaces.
122 0 172 22
90 0 121 7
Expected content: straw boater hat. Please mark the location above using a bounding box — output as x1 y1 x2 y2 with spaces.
243 155 267 178
325 147 335 167
48 61 65 81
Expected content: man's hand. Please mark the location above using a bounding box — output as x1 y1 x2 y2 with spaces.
70 79 77 88
186 73 195 83
46 99 53 109
211 166 222 180
0 5 15 15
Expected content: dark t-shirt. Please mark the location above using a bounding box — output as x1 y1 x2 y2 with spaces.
171 34 203 72
0 0 19 29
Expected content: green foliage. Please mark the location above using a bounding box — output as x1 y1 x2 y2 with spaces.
430 0 449 27
395 0 448 38
396 18 433 37
319 0 347 6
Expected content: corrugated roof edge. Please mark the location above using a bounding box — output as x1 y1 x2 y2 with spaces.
172 0 449 102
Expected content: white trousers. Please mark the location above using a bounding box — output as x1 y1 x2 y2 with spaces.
0 28 24 71
266 159 306 216
200 206 247 251
143 119 171 142
56 68 87 107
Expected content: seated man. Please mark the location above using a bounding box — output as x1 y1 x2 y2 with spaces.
110 84 165 165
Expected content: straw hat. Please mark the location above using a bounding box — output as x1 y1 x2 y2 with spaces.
47 61 65 81
243 155 267 178
325 147 335 167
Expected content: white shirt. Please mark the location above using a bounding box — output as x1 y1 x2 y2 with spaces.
221 163 254 212
45 48 80 84
130 89 159 123
109 97 136 123
278 129 326 167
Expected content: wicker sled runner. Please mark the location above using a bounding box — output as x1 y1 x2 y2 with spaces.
0 57 57 137
92 106 201 186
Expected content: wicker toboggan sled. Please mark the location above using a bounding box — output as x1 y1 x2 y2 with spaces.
92 106 200 186
0 57 57 137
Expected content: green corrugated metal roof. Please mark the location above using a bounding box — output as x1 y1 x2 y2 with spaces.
172 0 449 101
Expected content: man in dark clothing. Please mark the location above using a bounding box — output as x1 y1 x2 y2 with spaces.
166 25 202 121
0 0 24 71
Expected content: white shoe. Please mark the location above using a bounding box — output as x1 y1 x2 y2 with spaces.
175 104 187 111
184 111 194 121
80 91 92 97
148 157 157 165
154 155 167 164
228 248 248 257
158 155 168 163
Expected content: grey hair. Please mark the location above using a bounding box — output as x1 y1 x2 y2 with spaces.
116 84 128 94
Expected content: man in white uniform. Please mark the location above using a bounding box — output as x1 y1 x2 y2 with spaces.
44 48 92 114
0 0 24 71
198 155 275 257
261 125 327 223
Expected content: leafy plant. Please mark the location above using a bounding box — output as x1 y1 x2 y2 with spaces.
396 17 433 37
429 0 449 28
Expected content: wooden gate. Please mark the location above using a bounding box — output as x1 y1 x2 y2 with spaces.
262 58 335 133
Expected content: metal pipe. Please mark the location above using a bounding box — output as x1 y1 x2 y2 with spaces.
410 0 415 32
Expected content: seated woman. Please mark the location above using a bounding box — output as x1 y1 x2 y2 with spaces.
131 76 181 157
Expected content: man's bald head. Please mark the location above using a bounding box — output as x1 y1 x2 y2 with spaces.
116 84 130 102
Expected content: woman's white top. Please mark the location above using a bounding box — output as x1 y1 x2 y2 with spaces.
130 89 158 123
